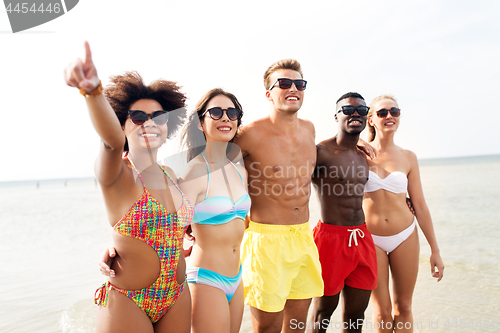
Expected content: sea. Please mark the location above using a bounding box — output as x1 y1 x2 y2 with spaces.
1 154 499 333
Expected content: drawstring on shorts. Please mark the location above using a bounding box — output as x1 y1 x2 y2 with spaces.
347 228 365 247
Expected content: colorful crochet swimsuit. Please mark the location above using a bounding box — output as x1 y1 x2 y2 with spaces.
94 157 193 323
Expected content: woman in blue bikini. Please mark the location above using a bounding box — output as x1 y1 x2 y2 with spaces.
178 88 249 333
101 88 250 333
363 94 444 332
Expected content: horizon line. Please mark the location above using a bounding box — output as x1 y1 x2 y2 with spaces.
1 152 499 184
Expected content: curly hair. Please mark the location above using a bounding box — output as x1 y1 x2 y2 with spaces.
367 94 398 142
103 71 187 151
263 59 303 90
180 88 244 162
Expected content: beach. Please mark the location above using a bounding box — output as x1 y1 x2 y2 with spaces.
0 154 499 332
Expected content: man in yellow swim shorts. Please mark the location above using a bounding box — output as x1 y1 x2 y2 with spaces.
235 59 324 333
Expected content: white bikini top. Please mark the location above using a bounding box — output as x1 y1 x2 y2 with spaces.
364 170 407 194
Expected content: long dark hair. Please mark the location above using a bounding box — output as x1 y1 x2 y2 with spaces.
180 88 243 162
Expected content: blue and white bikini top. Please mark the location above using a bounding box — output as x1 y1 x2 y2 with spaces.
364 170 408 194
192 152 251 225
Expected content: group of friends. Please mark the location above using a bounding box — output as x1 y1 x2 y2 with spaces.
64 42 444 333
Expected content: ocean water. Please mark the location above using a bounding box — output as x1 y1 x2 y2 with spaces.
311 154 500 332
0 155 499 333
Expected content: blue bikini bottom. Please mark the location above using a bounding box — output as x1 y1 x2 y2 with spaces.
186 264 242 302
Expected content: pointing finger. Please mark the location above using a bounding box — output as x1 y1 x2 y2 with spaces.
84 41 93 65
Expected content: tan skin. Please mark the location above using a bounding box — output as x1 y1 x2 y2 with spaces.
307 97 372 333
107 67 318 333
363 98 444 333
98 68 376 332
64 42 190 333
99 69 317 333
234 71 376 333
234 69 316 333
179 94 247 333
99 95 248 333
237 69 316 228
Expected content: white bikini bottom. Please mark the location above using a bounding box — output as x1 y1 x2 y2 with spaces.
371 218 416 253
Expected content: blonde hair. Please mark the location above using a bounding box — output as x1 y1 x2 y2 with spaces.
367 94 398 142
263 59 303 90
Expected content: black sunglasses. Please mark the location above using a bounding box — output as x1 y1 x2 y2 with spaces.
201 107 242 121
336 105 370 116
376 108 401 118
128 110 169 126
268 78 307 91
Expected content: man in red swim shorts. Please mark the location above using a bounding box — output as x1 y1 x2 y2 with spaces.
308 92 377 333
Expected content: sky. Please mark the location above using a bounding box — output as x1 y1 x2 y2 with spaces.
1 0 499 182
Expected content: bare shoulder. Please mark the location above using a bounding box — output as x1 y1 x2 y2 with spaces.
160 165 179 184
235 163 247 178
226 143 246 173
396 146 419 173
238 117 268 138
178 156 207 183
227 142 244 163
316 143 329 165
234 117 269 155
316 137 338 164
298 118 315 135
401 147 418 163
177 156 208 202
317 136 338 150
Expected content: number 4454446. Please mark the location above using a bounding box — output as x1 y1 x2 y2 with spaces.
6 2 62 14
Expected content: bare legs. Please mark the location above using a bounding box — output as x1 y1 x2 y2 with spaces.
308 287 371 333
96 286 191 333
342 286 372 332
371 228 419 332
283 299 313 332
251 298 312 333
189 282 244 333
308 294 340 333
96 289 154 333
155 285 192 333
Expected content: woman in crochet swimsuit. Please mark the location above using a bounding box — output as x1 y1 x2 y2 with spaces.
100 89 250 333
362 94 444 332
179 88 249 333
65 42 192 333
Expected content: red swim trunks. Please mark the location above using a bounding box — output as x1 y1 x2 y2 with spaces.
313 221 377 296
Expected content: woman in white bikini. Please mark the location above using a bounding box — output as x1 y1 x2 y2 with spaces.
363 94 444 332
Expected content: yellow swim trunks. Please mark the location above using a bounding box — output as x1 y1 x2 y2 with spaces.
241 221 324 312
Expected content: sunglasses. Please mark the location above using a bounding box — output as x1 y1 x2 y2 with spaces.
201 107 242 121
268 78 307 91
376 108 401 118
336 105 370 116
128 110 169 126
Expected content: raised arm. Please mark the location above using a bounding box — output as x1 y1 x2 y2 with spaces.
64 42 126 186
406 150 444 281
